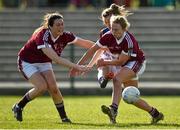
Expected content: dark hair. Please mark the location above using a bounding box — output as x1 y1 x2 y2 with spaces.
48 14 63 27
33 12 63 35
43 12 63 28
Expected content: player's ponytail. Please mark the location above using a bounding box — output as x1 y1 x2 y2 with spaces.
110 3 132 17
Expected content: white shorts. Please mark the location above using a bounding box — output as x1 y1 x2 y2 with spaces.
17 58 53 79
98 51 146 80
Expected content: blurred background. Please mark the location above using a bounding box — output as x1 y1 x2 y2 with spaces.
0 0 180 11
0 0 179 10
0 0 180 95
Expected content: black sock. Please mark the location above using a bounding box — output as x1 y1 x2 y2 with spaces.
149 107 160 118
55 102 67 119
110 103 118 113
17 93 31 109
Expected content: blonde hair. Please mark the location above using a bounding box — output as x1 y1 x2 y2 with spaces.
110 15 130 30
33 12 63 35
101 3 132 19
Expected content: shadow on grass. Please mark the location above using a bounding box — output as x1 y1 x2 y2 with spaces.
60 122 180 128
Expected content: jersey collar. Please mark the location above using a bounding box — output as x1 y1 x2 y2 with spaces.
49 30 60 42
115 32 127 45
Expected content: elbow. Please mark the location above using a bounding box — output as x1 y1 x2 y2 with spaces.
51 56 60 64
54 60 58 64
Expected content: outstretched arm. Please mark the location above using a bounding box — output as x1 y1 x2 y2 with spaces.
42 47 90 72
77 44 100 65
88 49 104 67
73 37 95 49
69 44 100 77
97 53 130 67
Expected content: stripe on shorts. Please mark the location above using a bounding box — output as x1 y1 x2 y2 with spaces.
17 57 28 80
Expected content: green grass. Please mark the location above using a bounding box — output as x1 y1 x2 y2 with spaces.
0 96 180 129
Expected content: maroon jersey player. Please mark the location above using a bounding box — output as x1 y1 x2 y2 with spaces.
12 12 94 123
74 15 164 124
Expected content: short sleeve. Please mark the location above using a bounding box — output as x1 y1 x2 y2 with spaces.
35 30 51 49
65 32 76 44
96 34 109 49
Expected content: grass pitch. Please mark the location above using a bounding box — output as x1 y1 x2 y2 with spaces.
0 95 180 129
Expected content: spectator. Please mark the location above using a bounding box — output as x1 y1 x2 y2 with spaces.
19 0 48 9
68 0 93 10
48 0 68 8
106 0 133 7
2 0 19 8
0 0 3 10
139 0 149 7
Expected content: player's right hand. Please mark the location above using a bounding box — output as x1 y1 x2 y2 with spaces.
69 68 78 77
78 65 92 73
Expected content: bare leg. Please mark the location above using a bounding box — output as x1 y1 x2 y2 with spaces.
123 79 154 112
17 72 48 109
12 72 48 122
28 72 48 99
41 70 63 103
112 77 122 106
122 74 163 123
134 98 152 112
41 70 71 122
123 80 138 87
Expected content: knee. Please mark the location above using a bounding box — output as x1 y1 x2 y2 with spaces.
113 76 122 85
112 77 123 90
122 86 140 104
48 83 59 95
50 87 59 95
36 83 48 94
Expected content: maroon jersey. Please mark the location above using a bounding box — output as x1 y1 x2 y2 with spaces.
96 31 145 63
18 29 76 63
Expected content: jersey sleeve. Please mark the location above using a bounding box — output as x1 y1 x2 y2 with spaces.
96 34 109 49
66 32 76 44
122 34 137 57
35 30 52 49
